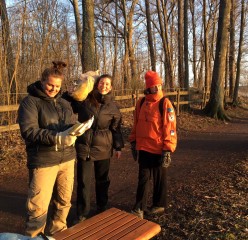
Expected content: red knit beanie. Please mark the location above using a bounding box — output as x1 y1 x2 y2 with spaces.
145 71 162 88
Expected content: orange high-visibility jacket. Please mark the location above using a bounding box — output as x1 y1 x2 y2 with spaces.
129 96 177 154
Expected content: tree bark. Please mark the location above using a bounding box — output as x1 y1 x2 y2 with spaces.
228 0 235 98
82 0 97 72
184 0 189 90
189 0 197 88
203 0 210 92
232 0 245 106
0 0 16 96
156 0 174 88
71 0 83 61
178 0 184 88
145 0 156 71
204 0 231 120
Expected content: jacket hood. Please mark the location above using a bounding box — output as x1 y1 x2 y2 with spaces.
27 81 61 100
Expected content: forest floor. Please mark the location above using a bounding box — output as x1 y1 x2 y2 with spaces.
0 98 247 240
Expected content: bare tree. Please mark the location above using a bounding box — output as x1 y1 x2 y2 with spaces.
156 0 174 88
232 0 246 106
204 0 231 120
189 0 197 87
178 0 184 88
82 0 97 72
228 0 235 98
0 0 15 96
112 0 119 81
70 0 83 60
203 0 210 92
120 0 139 89
184 0 189 90
145 0 156 71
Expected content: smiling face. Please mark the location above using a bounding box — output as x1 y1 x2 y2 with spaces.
97 77 112 95
41 76 62 97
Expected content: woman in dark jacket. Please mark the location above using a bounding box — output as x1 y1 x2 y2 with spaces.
18 61 79 237
66 74 124 222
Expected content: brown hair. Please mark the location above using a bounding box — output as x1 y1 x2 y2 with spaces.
41 61 67 82
93 74 113 90
88 74 113 107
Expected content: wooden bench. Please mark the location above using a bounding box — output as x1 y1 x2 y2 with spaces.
53 208 161 240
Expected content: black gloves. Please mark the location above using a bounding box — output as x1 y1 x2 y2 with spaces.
161 151 171 168
131 141 137 161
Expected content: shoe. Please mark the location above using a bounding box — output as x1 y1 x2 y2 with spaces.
146 206 165 215
131 208 144 219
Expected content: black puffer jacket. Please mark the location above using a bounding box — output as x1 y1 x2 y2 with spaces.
64 90 124 161
18 81 76 169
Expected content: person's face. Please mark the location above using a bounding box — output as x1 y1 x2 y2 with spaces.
97 77 112 95
41 76 62 97
149 84 162 94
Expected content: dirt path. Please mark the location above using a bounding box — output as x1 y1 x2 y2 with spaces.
0 108 247 239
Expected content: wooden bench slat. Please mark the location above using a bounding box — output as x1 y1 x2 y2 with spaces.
83 215 140 240
53 208 122 239
102 218 146 240
72 212 132 239
119 221 161 240
53 208 161 240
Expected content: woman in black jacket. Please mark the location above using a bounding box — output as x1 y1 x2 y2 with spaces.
66 74 124 222
18 61 80 237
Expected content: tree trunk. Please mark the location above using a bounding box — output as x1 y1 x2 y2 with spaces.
121 0 129 90
190 0 197 88
228 0 235 98
71 0 83 61
184 0 189 90
126 0 139 89
178 0 184 88
82 0 97 72
145 0 156 71
232 0 245 106
203 0 210 92
156 0 174 88
204 0 231 120
112 0 118 81
0 0 16 97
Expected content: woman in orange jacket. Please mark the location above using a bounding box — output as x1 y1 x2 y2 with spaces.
129 71 177 219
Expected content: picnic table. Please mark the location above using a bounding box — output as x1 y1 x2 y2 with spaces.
53 207 161 240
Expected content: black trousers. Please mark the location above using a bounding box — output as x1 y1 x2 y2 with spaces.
134 150 166 211
76 158 110 218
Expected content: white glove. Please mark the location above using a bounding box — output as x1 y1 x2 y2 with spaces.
56 125 77 149
56 130 77 147
68 116 94 136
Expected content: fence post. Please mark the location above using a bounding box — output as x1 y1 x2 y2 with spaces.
176 88 180 116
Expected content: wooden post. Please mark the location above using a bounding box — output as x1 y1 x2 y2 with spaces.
176 88 180 116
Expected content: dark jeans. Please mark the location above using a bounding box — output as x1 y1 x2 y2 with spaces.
76 158 110 218
134 150 167 211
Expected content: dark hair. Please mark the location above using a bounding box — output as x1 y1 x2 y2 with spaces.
88 74 113 107
93 74 113 90
41 61 67 82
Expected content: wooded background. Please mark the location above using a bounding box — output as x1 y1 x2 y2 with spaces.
1 0 248 120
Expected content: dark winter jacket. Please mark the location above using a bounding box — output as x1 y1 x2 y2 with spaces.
18 81 76 169
63 90 124 161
